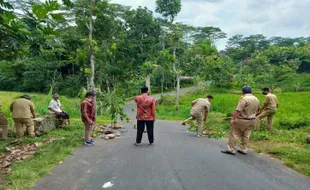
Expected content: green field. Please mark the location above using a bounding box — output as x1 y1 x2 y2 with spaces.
157 88 310 176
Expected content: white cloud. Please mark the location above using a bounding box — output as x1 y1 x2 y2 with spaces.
111 0 310 50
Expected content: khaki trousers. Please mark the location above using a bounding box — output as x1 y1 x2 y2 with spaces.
227 119 256 153
84 123 94 142
0 115 8 139
255 108 277 131
13 118 35 137
183 113 203 136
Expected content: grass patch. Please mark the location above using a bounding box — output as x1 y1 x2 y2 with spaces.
0 91 82 126
157 87 310 176
0 121 84 190
0 91 111 189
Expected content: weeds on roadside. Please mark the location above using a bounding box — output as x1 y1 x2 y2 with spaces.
157 88 310 176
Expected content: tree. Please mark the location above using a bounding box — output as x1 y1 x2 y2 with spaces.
192 26 227 43
155 0 181 23
156 0 182 108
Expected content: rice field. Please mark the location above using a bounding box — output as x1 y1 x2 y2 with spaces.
157 88 310 176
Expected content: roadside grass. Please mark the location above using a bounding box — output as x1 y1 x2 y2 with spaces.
157 88 310 176
0 121 83 190
0 91 82 125
0 91 110 189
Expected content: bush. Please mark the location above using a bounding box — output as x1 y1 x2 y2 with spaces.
279 117 309 130
157 95 176 105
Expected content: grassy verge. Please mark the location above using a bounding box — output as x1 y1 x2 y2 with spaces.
0 91 111 189
0 121 84 190
157 88 310 176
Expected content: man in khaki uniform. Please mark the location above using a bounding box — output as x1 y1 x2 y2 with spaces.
10 95 36 138
0 101 8 140
222 86 260 155
181 95 213 137
255 88 279 131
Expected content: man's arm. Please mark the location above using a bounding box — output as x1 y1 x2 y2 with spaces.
82 102 92 124
204 111 208 121
152 100 156 120
231 99 245 125
30 102 36 118
230 111 241 126
258 96 269 114
48 107 61 114
48 101 58 113
191 100 197 107
258 103 267 114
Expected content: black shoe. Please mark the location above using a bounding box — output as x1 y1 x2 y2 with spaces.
149 143 154 145
221 150 236 155
237 150 247 155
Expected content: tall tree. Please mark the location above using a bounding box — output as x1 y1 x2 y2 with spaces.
156 0 182 108
88 0 95 92
192 26 227 43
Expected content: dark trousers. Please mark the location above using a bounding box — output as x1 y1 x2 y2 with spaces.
56 112 70 119
136 120 154 144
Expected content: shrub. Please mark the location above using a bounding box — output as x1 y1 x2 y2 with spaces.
157 95 176 105
279 117 309 130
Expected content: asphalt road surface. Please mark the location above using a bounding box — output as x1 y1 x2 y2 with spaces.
33 88 310 190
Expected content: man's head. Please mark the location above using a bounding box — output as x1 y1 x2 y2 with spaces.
242 86 252 95
262 87 270 95
20 94 31 100
53 93 60 100
141 87 149 94
207 95 214 102
86 91 96 101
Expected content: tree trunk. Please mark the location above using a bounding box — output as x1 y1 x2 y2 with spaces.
145 74 151 94
88 0 96 113
161 77 164 95
176 76 180 108
173 41 180 109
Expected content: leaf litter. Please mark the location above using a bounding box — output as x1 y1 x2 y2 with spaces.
0 137 55 174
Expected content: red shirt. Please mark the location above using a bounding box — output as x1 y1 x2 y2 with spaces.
135 94 156 121
81 99 96 124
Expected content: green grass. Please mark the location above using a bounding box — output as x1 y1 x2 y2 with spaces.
0 121 87 190
0 91 82 125
157 87 310 176
6 122 84 190
0 91 111 190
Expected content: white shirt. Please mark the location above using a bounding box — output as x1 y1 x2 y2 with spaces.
48 100 62 114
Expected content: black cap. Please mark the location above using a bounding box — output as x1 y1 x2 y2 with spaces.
21 94 31 100
262 87 269 92
242 86 252 94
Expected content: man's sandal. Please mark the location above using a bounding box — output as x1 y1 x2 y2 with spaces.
237 150 247 155
221 150 236 155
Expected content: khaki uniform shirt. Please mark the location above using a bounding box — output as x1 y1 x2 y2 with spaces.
190 98 211 116
264 94 278 109
0 101 3 116
10 98 35 119
236 94 260 119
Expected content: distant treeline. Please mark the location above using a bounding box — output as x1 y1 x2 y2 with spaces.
1 0 309 97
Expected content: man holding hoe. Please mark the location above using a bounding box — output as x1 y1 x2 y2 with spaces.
181 95 213 137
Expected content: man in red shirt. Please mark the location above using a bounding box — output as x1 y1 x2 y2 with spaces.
81 91 96 146
135 87 156 146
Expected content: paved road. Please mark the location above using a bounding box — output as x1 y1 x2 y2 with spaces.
33 88 310 190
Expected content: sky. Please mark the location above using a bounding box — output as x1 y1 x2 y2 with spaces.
110 0 310 50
